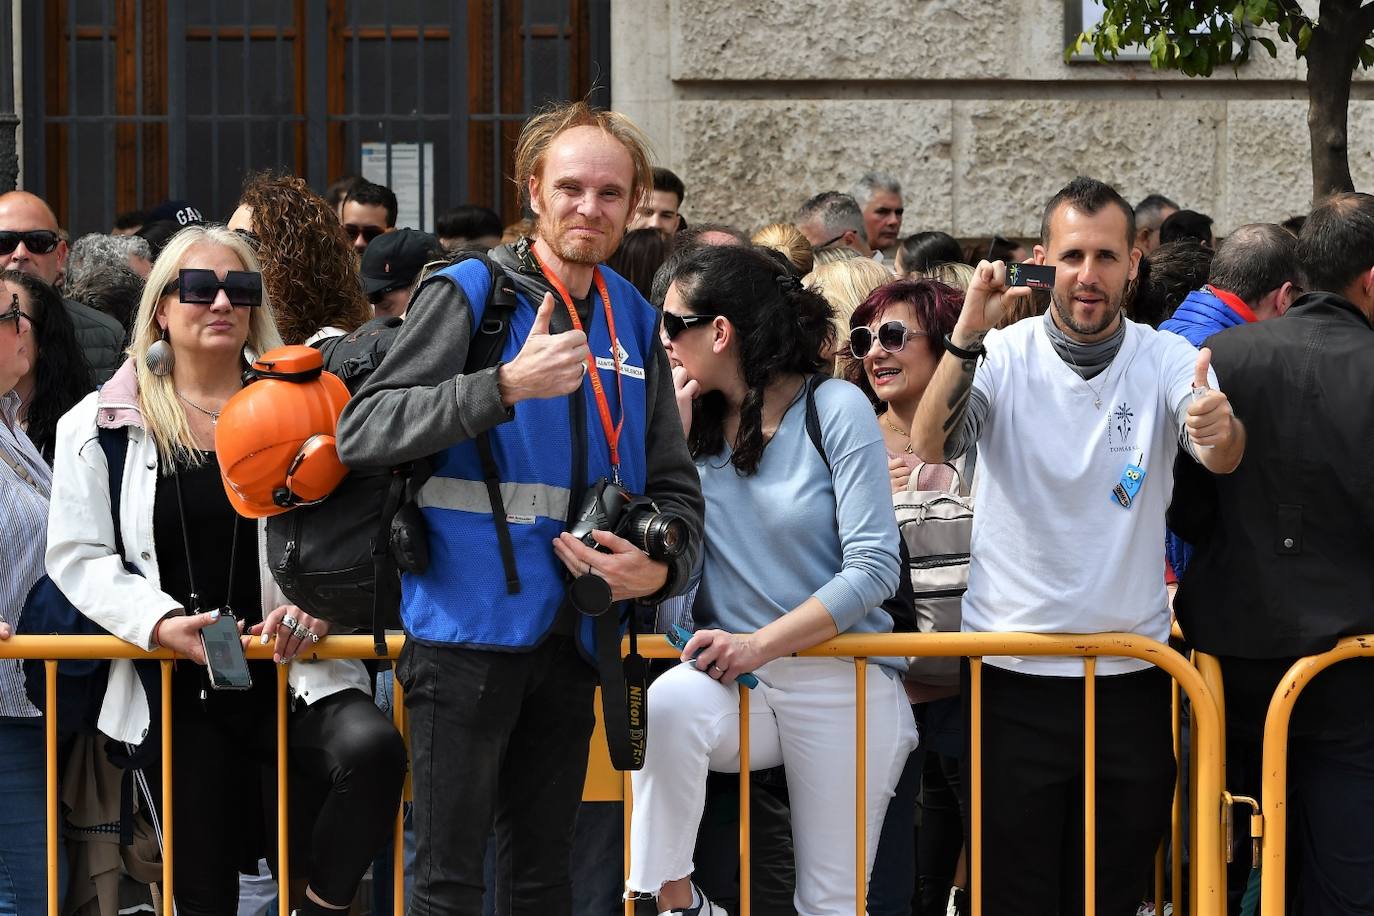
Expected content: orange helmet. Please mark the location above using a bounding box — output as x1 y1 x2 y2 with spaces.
216 346 352 518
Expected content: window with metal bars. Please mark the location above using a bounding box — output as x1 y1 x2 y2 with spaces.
20 0 609 237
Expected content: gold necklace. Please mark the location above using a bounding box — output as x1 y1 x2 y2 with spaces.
883 415 914 454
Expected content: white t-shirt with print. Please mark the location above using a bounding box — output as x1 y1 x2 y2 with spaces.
962 316 1213 676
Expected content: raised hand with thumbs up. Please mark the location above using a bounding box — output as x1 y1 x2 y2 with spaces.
1184 346 1245 472
497 291 592 408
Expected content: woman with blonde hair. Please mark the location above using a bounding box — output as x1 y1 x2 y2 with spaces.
804 255 893 373
47 225 406 915
752 222 814 275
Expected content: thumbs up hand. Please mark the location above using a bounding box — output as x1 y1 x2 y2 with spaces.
1185 347 1233 451
498 292 592 407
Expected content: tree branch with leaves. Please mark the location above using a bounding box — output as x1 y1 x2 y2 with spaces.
1069 0 1374 201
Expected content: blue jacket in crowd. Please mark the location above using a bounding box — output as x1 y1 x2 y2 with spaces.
1159 285 1257 348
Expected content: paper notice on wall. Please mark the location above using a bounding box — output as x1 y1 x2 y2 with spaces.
361 142 435 233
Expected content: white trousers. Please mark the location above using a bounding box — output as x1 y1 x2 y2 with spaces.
627 656 919 916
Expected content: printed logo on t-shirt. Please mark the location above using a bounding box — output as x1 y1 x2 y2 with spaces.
1107 401 1135 453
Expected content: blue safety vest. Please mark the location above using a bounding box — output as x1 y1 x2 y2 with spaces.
402 258 655 652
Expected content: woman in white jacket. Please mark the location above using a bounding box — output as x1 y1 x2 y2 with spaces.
46 225 405 916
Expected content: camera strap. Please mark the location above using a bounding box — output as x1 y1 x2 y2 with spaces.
594 603 648 771
532 249 626 482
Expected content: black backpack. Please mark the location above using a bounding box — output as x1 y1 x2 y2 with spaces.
265 252 518 654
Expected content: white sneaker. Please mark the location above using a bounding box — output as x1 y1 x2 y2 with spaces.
666 881 729 915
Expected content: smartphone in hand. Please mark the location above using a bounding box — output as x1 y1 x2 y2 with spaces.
200 612 253 690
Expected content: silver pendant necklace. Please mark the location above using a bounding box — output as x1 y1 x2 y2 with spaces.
1061 349 1106 410
176 389 223 426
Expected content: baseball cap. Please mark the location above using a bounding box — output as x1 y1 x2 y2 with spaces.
360 229 440 296
144 199 205 227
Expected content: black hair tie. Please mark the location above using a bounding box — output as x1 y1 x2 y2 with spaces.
775 273 803 294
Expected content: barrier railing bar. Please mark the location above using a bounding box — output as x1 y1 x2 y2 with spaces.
1259 636 1374 915
971 656 983 916
1084 656 1097 916
45 659 58 916
739 685 751 916
277 662 290 914
160 659 174 911
855 657 868 914
1171 676 1183 912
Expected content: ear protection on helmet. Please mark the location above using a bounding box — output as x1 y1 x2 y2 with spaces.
216 345 352 518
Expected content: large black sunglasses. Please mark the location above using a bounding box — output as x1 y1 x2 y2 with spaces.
162 268 263 307
661 311 717 341
0 230 61 257
848 320 929 359
0 295 34 336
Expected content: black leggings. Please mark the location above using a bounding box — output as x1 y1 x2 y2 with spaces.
157 687 407 915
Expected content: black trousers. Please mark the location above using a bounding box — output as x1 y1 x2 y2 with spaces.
962 664 1175 916
151 686 407 916
399 635 599 916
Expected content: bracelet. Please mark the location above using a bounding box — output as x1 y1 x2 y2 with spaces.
942 333 986 361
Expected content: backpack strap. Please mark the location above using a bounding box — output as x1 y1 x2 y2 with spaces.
803 373 831 470
96 426 128 558
466 261 521 596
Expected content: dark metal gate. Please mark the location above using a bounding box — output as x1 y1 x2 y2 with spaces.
20 0 610 237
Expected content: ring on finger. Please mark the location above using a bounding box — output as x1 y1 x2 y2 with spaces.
709 663 723 674
281 616 299 633
304 629 321 644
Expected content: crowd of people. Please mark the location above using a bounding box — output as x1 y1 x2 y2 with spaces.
0 96 1371 916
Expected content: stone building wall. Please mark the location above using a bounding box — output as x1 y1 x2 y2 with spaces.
611 0 1374 238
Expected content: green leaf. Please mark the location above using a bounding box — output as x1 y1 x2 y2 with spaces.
1359 43 1374 69
1297 22 1313 53
1255 36 1278 57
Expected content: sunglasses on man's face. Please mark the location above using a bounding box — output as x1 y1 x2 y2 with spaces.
0 296 34 336
344 224 386 244
162 268 263 307
0 230 61 257
848 320 929 360
661 311 717 341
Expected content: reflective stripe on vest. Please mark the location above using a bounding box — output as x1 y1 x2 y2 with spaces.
417 477 572 524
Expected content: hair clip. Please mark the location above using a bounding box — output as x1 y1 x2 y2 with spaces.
775 273 803 294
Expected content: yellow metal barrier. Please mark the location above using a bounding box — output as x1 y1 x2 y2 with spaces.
1258 635 1374 916
0 634 406 916
623 631 1228 916
5 631 1229 916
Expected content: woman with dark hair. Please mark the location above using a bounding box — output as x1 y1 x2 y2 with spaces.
629 244 917 915
4 270 94 462
845 280 970 916
894 231 963 278
228 172 373 345
606 226 671 300
0 271 63 914
843 280 963 492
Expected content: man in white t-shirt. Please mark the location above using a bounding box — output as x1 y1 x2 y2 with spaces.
912 176 1245 915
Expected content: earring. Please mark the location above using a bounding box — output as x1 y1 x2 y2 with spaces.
145 328 174 377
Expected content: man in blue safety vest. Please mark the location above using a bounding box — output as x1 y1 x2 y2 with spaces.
338 102 704 915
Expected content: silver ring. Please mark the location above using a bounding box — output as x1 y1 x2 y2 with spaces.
578 362 588 377
281 616 299 633
306 630 321 644
709 664 723 674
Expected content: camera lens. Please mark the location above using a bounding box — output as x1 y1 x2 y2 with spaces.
627 511 687 560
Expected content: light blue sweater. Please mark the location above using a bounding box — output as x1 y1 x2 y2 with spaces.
693 379 902 667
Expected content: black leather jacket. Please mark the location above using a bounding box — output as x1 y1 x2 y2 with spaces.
1174 292 1374 658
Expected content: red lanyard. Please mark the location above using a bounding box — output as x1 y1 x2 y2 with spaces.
531 248 626 479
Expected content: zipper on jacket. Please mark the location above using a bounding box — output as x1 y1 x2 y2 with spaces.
911 587 967 600
908 553 971 570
